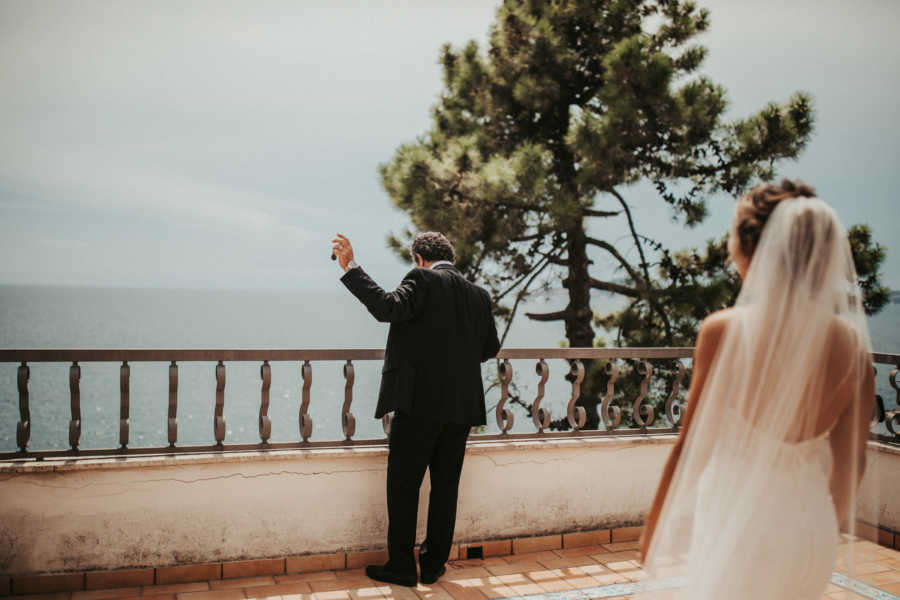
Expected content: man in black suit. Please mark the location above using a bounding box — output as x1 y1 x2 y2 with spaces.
332 231 500 587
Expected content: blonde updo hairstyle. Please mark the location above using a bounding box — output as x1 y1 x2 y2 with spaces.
728 178 818 266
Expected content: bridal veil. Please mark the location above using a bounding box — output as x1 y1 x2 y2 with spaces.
643 189 874 598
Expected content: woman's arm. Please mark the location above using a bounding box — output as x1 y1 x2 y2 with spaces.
828 348 874 530
638 312 728 562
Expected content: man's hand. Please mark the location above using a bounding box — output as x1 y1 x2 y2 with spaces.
331 233 355 271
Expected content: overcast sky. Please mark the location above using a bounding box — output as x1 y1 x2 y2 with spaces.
1 0 897 292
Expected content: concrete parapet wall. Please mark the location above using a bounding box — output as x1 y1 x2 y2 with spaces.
857 442 900 535
0 437 897 576
0 435 674 575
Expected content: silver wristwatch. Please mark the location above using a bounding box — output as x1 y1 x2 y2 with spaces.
346 260 359 270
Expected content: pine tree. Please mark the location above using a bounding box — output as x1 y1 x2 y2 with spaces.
380 0 888 428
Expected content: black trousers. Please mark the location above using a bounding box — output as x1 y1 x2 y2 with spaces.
384 411 471 575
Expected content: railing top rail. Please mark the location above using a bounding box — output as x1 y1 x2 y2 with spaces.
0 349 387 362
872 352 900 365
499 347 695 359
0 348 896 363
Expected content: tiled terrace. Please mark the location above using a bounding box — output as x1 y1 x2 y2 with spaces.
9 537 900 600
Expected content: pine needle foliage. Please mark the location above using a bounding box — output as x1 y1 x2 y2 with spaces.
380 0 888 429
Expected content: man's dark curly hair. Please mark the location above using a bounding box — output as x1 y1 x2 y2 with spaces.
411 232 455 263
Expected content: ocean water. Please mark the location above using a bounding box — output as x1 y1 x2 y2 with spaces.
0 284 897 452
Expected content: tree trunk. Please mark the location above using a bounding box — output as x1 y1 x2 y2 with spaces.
564 221 601 429
564 222 594 347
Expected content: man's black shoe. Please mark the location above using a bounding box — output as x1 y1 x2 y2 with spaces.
365 564 417 587
420 565 446 585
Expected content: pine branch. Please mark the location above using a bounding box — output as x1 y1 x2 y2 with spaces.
586 237 642 282
510 232 545 242
510 226 553 242
492 242 565 304
589 278 640 298
608 189 652 282
583 208 621 218
607 188 674 342
525 309 570 322
469 249 487 281
498 254 557 347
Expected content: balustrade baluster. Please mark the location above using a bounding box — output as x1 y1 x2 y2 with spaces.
532 360 550 432
632 360 655 430
872 365 884 428
887 368 900 438
17 362 30 452
120 361 130 448
665 360 687 428
168 361 178 446
69 361 81 451
214 361 226 445
567 360 586 431
600 361 621 430
259 361 272 443
496 359 514 433
300 361 313 441
341 360 356 440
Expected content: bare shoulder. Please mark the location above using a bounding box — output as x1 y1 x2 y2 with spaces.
689 309 737 370
696 308 735 347
825 315 869 370
825 315 862 351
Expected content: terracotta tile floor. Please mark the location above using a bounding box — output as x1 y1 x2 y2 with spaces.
10 538 900 600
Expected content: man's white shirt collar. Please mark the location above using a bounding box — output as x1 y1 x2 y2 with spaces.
429 261 454 270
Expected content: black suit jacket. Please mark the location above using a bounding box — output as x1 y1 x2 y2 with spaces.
341 263 500 425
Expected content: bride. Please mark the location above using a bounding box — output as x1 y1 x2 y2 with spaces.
639 179 874 599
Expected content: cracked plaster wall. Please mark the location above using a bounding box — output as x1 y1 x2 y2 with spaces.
857 443 900 534
0 438 896 575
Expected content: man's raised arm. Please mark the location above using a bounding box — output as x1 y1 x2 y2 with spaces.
332 233 427 323
341 267 427 323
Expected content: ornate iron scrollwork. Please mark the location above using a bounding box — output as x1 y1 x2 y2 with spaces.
382 412 394 438
665 360 687 428
168 361 178 446
300 360 313 441
632 360 655 429
600 361 621 430
69 361 81 451
342 360 356 440
259 360 272 443
887 368 900 438
17 362 30 452
120 361 130 448
567 360 586 431
214 361 226 445
532 360 550 432
496 359 514 433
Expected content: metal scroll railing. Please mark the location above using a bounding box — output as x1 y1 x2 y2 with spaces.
1 348 897 460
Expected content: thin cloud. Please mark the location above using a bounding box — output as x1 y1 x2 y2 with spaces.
1 144 312 241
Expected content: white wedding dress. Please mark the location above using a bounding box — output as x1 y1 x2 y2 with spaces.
643 196 872 600
686 432 838 599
